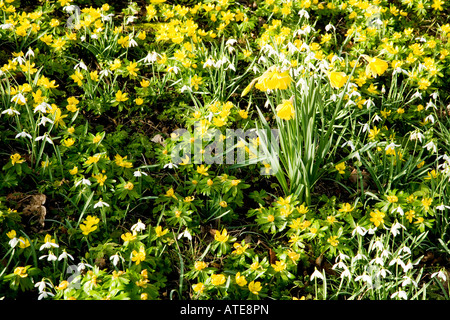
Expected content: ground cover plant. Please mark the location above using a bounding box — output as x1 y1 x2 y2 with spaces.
0 0 449 300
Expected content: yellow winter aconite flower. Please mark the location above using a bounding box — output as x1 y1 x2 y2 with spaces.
80 222 97 236
335 162 346 174
123 182 134 190
194 261 207 271
232 242 249 255
370 209 385 227
196 164 209 176
121 232 136 242
193 282 205 293
387 195 398 203
115 90 128 102
272 260 287 272
276 100 295 120
211 273 226 286
339 203 354 213
14 267 28 278
69 166 78 175
248 281 262 295
365 56 389 78
235 272 247 287
114 154 133 168
62 138 75 147
131 246 146 265
329 71 348 89
11 153 25 165
327 236 339 247
214 229 229 243
155 225 169 238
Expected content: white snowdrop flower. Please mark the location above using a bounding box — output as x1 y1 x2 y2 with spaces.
332 261 347 270
402 261 413 273
39 240 59 251
390 221 406 237
37 117 54 127
411 91 422 100
94 198 110 208
226 63 236 72
74 61 87 70
410 130 424 143
340 267 351 279
431 91 439 99
385 142 400 151
353 253 367 262
131 219 146 233
34 102 51 113
368 227 377 235
370 257 385 266
380 249 391 259
392 206 404 216
25 47 34 58
99 69 112 77
133 170 147 177
35 279 48 292
13 55 26 65
180 85 192 93
337 253 350 262
431 269 447 282
352 225 367 237
372 114 382 123
355 273 372 286
370 240 384 252
11 93 26 104
258 56 267 64
203 58 215 68
325 23 335 32
345 100 356 108
298 9 310 19
15 131 32 140
376 268 391 278
330 94 338 102
287 42 298 54
389 257 405 268
58 250 74 261
77 262 93 272
9 237 19 248
226 38 237 46
342 140 355 151
90 33 98 39
0 23 13 29
128 38 138 47
178 228 192 241
143 51 158 64
40 252 58 262
102 13 114 22
426 100 436 110
164 162 178 169
74 177 91 187
38 291 54 300
424 141 437 153
436 203 450 211
110 254 121 266
391 290 408 300
424 114 435 124
310 268 324 281
364 98 375 108
35 133 53 144
362 122 370 133
63 5 78 13
401 276 417 287
126 16 137 24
